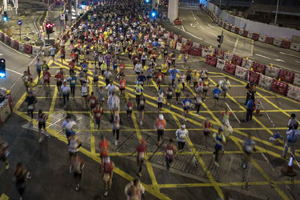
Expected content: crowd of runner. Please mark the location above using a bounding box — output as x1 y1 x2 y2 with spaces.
6 0 296 199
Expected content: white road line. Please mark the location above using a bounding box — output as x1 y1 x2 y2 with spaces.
193 16 196 20
196 21 199 25
0 41 31 58
296 60 300 64
233 38 239 53
208 24 211 27
182 25 185 32
190 23 196 28
255 54 271 60
200 26 205 30
174 27 203 40
254 48 278 57
274 64 300 73
208 32 217 36
191 11 195 17
274 59 285 63
225 39 235 43
279 52 300 59
0 53 3 56
251 40 254 57
6 68 23 75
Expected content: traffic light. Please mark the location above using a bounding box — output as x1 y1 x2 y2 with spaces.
2 11 8 22
0 58 6 78
46 22 55 34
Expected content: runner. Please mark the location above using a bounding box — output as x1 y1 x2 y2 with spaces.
164 138 177 173
186 66 192 86
55 70 64 97
37 110 48 143
68 60 75 76
68 133 82 172
169 66 179 87
81 81 89 107
134 81 143 108
108 92 120 120
99 135 109 164
165 84 174 110
104 68 112 86
14 163 30 200
157 90 164 113
194 92 202 117
61 81 71 109
137 72 146 87
98 86 105 105
155 69 164 89
62 115 76 145
180 72 186 90
242 135 256 169
212 128 226 166
219 77 231 99
92 103 104 131
183 52 188 69
0 136 9 170
138 94 146 126
125 179 145 200
212 85 222 107
146 66 154 86
35 58 42 80
192 70 199 88
119 75 126 99
49 45 56 61
112 112 121 146
67 72 77 99
203 117 212 148
70 154 85 191
102 157 115 197
43 68 51 92
135 138 147 177
181 94 192 121
106 80 117 97
25 92 37 121
126 98 133 123
202 77 209 101
93 67 100 88
176 124 189 153
175 79 183 104
155 114 167 146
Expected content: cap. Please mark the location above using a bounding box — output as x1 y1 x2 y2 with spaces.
181 124 186 129
159 114 164 120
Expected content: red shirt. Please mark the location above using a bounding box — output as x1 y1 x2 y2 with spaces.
70 52 77 60
69 62 75 70
119 79 126 89
43 71 51 82
166 145 175 160
99 140 108 157
55 74 63 83
90 96 97 107
136 144 146 153
94 107 103 119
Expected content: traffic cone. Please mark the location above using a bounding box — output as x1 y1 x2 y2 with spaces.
281 156 297 177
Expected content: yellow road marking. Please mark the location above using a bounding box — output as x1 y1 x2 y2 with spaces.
178 54 182 60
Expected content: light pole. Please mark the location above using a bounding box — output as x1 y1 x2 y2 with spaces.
219 0 222 8
274 0 279 25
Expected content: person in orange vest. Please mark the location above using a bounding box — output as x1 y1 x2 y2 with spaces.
92 103 104 131
102 157 115 197
135 138 147 177
125 179 145 200
99 135 109 163
154 114 167 146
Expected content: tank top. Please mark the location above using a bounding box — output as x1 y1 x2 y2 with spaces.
99 140 108 156
128 185 141 200
166 145 174 160
81 86 88 95
103 162 113 173
120 80 126 89
156 119 165 130
204 121 211 132
94 107 103 119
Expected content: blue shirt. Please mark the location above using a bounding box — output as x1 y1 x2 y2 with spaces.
213 88 222 98
49 47 56 56
68 76 77 87
169 69 179 80
247 99 253 109
137 75 146 83
181 98 192 107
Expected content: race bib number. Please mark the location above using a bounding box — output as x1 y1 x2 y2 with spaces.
167 150 173 156
185 101 190 107
140 100 144 106
71 80 76 84
96 113 101 117
28 105 34 110
168 91 172 96
91 99 95 104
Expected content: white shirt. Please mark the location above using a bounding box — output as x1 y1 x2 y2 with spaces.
62 120 76 130
61 85 70 94
134 64 142 73
81 85 88 96
176 129 189 142
157 93 164 103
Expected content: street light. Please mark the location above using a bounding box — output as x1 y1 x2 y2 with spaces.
274 0 280 25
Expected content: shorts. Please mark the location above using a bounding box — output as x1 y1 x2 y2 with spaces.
158 102 162 109
61 55 65 59
0 156 7 162
147 76 152 79
186 76 191 81
204 131 210 136
214 97 219 101
167 95 172 100
69 151 77 158
44 80 50 83
56 82 62 87
38 122 46 130
139 106 145 111
176 93 180 98
135 72 140 75
183 107 190 111
94 78 99 82
113 66 117 70
73 172 82 178
51 55 55 57
120 88 125 91
82 95 88 98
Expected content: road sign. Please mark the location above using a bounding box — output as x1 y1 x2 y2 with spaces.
17 20 22 26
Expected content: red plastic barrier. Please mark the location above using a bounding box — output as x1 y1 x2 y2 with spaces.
170 32 174 39
186 40 193 46
234 27 239 34
279 70 294 83
225 63 236 75
0 32 4 42
252 62 266 74
248 71 260 84
265 37 274 45
181 44 190 53
5 36 11 46
177 36 182 44
228 25 232 31
14 40 19 50
281 40 291 49
252 33 259 41
189 47 201 56
242 30 248 37
210 57 217 67
24 44 32 54
232 55 242 66
215 49 224 58
272 80 288 96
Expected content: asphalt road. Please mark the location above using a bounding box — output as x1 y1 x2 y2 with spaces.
163 7 300 73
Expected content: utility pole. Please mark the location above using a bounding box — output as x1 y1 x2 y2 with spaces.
274 0 279 25
219 0 222 8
